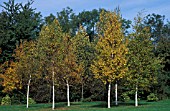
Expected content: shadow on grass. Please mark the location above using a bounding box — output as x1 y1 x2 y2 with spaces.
71 102 82 106
91 101 149 108
90 102 107 108
116 101 149 107
26 102 67 109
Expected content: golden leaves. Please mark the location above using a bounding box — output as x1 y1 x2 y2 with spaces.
0 61 22 93
92 11 128 84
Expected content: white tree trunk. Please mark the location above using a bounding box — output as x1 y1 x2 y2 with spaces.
115 82 118 106
66 80 70 106
135 85 138 107
26 75 31 108
52 71 55 110
108 83 111 108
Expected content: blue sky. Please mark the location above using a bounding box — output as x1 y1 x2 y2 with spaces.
0 0 170 21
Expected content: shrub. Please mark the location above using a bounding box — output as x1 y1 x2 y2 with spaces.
11 96 21 105
29 98 36 104
121 93 130 102
147 93 158 102
1 95 11 105
82 97 92 102
0 96 2 103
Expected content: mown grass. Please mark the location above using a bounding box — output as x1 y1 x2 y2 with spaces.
0 99 170 111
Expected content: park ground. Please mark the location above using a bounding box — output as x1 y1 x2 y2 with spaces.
0 99 170 111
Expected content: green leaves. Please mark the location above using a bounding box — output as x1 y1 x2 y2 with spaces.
72 26 95 84
37 19 63 83
0 0 42 63
127 14 161 90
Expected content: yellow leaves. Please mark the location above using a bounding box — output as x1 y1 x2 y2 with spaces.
92 10 128 84
0 38 40 93
0 61 22 93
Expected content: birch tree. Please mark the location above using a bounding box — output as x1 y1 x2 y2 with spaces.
61 35 81 106
37 19 63 110
91 10 128 108
127 13 161 107
72 26 95 101
16 41 38 108
0 40 39 108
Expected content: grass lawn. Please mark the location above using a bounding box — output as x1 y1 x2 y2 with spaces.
0 99 170 111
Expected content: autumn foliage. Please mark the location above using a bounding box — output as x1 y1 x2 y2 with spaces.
0 6 167 108
91 10 128 84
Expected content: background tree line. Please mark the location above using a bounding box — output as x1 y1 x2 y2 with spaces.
0 0 169 109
